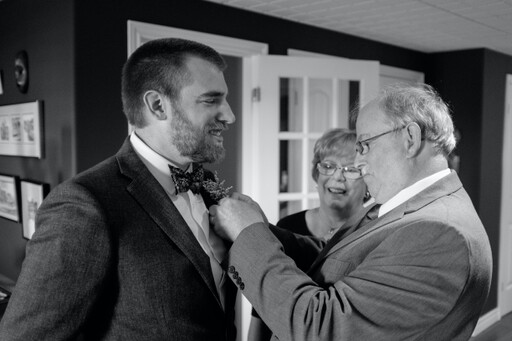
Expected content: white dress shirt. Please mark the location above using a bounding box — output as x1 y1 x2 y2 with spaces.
130 132 227 309
378 168 451 218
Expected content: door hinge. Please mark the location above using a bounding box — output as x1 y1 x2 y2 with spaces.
252 87 261 102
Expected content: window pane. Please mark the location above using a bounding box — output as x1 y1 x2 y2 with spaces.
307 138 317 192
280 78 303 132
279 140 302 193
309 78 332 133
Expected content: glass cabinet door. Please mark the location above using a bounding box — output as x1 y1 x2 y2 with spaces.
250 55 379 223
278 77 361 219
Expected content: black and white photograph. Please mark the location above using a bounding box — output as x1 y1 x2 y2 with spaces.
0 174 20 222
20 180 49 240
1 2 512 340
0 101 43 158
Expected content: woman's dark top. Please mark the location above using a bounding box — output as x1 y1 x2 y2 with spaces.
275 210 313 236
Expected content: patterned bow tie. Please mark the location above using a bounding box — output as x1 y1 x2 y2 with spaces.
169 164 205 194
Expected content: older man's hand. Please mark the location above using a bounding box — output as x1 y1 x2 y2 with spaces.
209 193 267 242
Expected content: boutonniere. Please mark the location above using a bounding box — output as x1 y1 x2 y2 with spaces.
202 171 233 203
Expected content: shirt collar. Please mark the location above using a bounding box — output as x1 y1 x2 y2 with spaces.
378 168 451 217
130 132 192 194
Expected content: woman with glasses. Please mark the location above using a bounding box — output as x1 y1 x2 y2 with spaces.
248 128 369 341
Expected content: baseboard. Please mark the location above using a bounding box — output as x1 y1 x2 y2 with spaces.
472 308 500 336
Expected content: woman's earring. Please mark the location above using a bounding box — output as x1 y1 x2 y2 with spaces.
363 190 371 202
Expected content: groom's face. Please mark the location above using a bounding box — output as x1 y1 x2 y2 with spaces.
170 56 235 164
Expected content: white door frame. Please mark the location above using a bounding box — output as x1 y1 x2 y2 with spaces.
499 74 512 317
473 74 512 336
127 20 269 341
287 48 424 87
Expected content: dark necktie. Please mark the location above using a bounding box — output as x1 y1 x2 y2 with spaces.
334 203 381 243
312 203 382 263
358 203 381 228
169 164 205 194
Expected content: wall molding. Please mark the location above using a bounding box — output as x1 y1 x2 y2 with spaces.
127 20 268 57
287 48 424 85
472 308 500 336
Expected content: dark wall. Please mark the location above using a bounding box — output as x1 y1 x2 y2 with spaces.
0 0 74 280
427 49 512 313
427 50 485 207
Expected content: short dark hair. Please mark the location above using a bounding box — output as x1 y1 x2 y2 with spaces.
121 38 226 127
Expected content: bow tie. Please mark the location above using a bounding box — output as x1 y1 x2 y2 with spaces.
169 164 205 194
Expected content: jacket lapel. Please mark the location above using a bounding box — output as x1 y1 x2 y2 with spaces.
115 139 223 308
309 171 463 269
306 204 392 272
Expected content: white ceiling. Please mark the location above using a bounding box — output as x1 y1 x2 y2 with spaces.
204 0 512 56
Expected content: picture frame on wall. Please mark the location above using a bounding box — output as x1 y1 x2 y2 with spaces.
21 180 49 240
0 100 44 158
0 174 20 222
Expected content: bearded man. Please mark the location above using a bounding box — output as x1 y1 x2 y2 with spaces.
0 38 237 341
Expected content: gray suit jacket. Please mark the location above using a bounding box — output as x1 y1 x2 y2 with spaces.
227 171 492 341
0 139 236 341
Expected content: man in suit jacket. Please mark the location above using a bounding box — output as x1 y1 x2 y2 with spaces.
211 84 492 340
0 38 237 340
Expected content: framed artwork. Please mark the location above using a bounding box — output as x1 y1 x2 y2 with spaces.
0 100 44 158
21 180 49 240
0 174 20 222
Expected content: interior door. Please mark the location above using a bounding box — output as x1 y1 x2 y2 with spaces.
499 74 512 317
249 55 379 224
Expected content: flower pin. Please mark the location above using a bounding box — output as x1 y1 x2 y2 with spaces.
202 171 233 203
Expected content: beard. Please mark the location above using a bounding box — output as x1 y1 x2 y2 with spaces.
170 104 226 164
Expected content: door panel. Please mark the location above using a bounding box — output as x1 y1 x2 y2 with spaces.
250 55 379 223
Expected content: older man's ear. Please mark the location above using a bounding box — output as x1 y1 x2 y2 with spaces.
404 122 423 157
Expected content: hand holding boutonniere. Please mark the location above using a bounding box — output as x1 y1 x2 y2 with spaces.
209 192 268 242
202 171 233 203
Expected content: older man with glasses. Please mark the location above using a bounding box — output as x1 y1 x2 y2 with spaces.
210 83 492 341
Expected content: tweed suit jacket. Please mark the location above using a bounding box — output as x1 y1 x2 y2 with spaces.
226 171 492 341
0 138 237 341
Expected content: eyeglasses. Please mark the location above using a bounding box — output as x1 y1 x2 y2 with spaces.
317 162 362 180
355 126 406 155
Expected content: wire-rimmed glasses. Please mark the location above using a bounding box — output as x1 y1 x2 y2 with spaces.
317 162 362 180
355 126 406 155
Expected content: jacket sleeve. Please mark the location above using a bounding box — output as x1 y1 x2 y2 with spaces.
0 182 112 341
269 224 324 271
226 221 471 341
